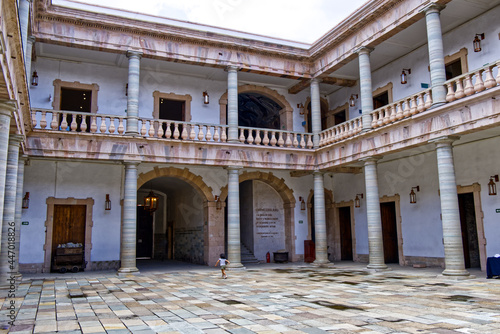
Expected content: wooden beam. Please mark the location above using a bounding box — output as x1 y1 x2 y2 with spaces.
290 170 313 177
288 80 311 95
323 166 363 174
321 77 357 87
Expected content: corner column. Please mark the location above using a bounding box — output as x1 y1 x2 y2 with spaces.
19 0 32 57
433 137 470 277
0 102 15 223
227 66 239 142
118 161 140 274
313 171 329 265
423 4 447 105
125 51 142 136
227 167 244 268
363 158 387 270
0 135 23 284
310 79 322 148
12 155 27 278
25 37 35 84
356 47 374 132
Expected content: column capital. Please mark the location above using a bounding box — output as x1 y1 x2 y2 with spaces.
123 160 140 167
28 36 36 43
360 156 382 165
8 134 24 145
0 100 17 116
126 50 143 59
313 170 324 176
355 46 374 55
226 166 243 172
310 78 320 85
420 3 445 15
226 65 240 72
429 135 460 147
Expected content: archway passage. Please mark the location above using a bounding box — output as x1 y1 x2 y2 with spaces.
138 176 206 265
238 93 281 129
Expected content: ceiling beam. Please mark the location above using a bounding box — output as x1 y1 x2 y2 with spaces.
321 77 357 87
288 76 357 94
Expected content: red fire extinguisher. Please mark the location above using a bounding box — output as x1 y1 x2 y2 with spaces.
266 252 270 263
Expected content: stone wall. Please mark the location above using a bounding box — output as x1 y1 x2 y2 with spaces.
174 227 204 264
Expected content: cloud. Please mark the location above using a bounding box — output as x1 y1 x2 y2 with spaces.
83 0 368 43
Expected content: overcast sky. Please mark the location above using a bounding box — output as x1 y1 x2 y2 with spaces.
80 0 368 43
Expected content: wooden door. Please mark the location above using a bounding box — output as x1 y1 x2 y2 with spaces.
380 202 399 263
339 206 353 261
52 205 86 267
458 193 480 268
137 206 153 258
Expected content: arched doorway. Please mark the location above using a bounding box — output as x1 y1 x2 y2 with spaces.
219 84 293 130
219 171 297 261
137 167 222 265
305 97 329 133
306 189 334 262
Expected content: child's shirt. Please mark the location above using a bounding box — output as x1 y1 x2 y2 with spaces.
219 258 227 266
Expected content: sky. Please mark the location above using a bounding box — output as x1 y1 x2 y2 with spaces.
79 0 368 44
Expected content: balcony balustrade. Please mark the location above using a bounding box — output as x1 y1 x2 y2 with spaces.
30 111 314 149
31 60 499 151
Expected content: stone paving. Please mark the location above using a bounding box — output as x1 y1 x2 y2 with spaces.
0 262 499 333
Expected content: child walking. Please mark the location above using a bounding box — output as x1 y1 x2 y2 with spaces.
215 253 230 279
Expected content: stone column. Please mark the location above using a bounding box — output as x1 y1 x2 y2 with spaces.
12 155 27 278
313 171 329 265
227 167 244 268
423 4 447 105
0 135 22 284
363 158 387 270
310 79 322 148
125 51 142 136
227 66 239 142
25 36 35 84
433 137 470 277
19 0 32 57
357 47 374 132
118 161 140 274
0 102 15 223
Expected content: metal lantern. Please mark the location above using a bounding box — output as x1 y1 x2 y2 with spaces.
105 194 111 210
144 190 158 212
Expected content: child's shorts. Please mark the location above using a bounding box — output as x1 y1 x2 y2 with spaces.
221 265 226 269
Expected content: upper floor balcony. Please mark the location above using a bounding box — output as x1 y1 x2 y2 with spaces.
27 59 500 171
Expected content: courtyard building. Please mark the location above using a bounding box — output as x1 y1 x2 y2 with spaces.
0 0 499 282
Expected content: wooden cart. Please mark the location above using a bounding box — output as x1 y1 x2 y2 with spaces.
52 246 86 273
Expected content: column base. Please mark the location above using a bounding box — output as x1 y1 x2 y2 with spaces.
228 263 246 271
439 269 473 279
366 264 389 271
124 132 140 137
430 101 446 109
117 267 140 276
311 260 334 268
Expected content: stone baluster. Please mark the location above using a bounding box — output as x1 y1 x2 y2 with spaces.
148 120 155 137
100 117 107 134
109 118 115 134
118 118 125 135
270 131 277 146
254 130 261 145
483 66 496 89
473 70 485 93
463 75 474 96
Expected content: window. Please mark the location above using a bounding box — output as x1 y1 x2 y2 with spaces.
153 91 192 121
325 103 348 128
53 80 99 132
372 82 393 110
444 48 468 80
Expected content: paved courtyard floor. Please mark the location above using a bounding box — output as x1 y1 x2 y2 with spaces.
1 261 499 333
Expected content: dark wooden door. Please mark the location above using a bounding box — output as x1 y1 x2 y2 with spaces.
52 205 86 267
458 193 480 268
339 206 353 261
137 206 153 258
380 202 399 263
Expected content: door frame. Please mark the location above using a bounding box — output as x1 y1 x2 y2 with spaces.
380 195 404 266
43 197 94 273
457 183 486 271
333 200 356 261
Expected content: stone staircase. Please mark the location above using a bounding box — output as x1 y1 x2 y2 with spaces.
240 243 260 264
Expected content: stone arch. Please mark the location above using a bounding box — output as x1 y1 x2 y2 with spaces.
306 188 335 261
138 166 215 202
219 171 298 261
219 84 294 130
304 96 329 132
137 167 220 265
